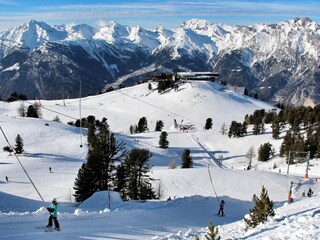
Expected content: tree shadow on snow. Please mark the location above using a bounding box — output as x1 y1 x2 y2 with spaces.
25 153 83 163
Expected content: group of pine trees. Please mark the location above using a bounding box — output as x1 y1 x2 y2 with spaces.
17 102 42 118
228 104 320 164
129 117 148 134
3 134 24 155
73 116 156 202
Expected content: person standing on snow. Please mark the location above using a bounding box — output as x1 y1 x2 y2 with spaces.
46 198 60 231
217 200 225 216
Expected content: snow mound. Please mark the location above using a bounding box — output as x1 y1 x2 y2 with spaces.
78 191 123 211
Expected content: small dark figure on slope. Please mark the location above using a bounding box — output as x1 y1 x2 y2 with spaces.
217 200 225 216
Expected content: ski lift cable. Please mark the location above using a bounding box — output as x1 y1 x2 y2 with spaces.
118 88 220 132
207 164 221 204
11 97 103 130
0 126 45 202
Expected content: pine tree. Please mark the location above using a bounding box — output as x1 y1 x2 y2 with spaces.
241 121 248 136
155 120 164 131
26 105 39 118
114 164 126 199
33 101 42 118
205 222 220 240
271 118 280 139
181 149 193 168
258 142 272 162
137 117 148 133
73 163 97 202
204 118 213 130
123 148 155 200
74 119 126 202
228 121 241 138
252 123 261 135
244 186 275 230
14 134 24 154
159 131 169 148
280 131 294 158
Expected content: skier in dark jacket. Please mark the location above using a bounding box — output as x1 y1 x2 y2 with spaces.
217 200 225 216
46 198 60 231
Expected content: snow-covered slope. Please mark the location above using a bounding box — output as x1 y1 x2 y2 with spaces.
0 81 319 239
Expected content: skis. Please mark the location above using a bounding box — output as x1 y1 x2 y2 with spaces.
36 227 61 232
45 228 61 232
216 214 225 217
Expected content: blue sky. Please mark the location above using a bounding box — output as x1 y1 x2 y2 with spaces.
0 0 320 31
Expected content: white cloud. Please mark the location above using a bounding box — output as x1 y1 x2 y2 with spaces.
0 1 319 31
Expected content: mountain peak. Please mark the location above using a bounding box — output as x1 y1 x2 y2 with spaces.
181 18 213 30
284 17 319 30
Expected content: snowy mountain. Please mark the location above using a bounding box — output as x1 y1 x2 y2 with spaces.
0 81 319 239
0 18 319 105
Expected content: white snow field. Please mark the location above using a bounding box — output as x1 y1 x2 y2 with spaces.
0 81 319 239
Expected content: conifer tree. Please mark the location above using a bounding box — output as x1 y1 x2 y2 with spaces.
181 148 193 168
159 131 169 148
33 101 42 118
74 119 126 202
241 121 248 136
252 123 262 135
204 118 213 130
14 134 24 154
271 118 280 139
228 121 241 138
244 186 275 230
115 164 126 199
137 117 148 133
155 120 164 131
280 131 294 158
123 148 155 200
258 142 272 162
26 105 39 118
205 222 220 240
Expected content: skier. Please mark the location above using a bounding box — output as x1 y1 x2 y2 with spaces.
302 190 306 197
5 176 8 182
49 166 52 173
46 198 60 231
217 200 225 216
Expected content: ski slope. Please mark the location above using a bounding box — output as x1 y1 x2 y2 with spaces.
0 81 319 239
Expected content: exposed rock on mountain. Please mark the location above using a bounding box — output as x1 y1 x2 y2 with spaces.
0 18 319 106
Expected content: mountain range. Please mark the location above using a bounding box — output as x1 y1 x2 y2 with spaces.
0 17 319 106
